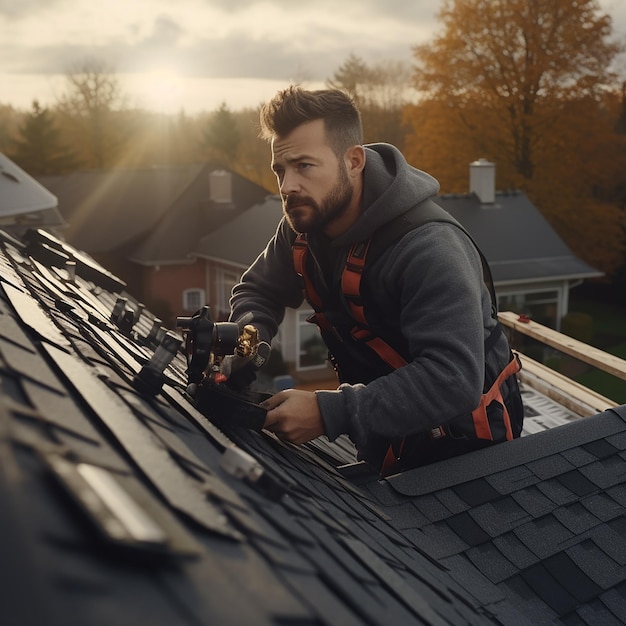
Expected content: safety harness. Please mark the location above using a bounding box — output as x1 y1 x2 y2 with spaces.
293 199 522 475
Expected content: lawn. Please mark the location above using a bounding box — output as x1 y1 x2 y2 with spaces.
563 294 626 404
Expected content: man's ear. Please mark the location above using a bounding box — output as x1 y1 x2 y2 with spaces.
344 145 366 178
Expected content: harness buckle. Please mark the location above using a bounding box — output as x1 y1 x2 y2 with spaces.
430 426 446 439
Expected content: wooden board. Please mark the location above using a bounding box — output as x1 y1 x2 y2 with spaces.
515 352 617 417
498 311 626 382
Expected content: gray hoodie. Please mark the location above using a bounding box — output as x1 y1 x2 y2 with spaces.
230 143 513 465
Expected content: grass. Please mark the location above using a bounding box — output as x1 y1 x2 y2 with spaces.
561 294 626 404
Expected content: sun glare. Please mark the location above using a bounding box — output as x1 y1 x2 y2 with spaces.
132 66 185 114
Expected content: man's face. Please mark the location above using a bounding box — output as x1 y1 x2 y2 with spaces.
271 119 353 234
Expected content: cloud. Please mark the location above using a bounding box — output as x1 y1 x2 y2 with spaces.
197 0 439 22
6 0 622 91
147 15 185 46
0 4 426 82
0 0 69 19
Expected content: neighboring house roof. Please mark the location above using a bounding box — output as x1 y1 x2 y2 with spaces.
38 164 271 265
37 158 597 287
2 225 626 625
438 191 602 285
192 194 284 267
39 165 222 254
130 169 269 266
39 165 203 254
0 153 65 228
189 187 598 290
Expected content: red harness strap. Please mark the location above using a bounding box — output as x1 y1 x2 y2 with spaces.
293 235 332 333
293 235 321 308
342 240 409 370
470 353 521 441
293 234 521 476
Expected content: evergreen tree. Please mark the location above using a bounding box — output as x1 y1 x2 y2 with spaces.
328 54 411 145
200 103 240 167
328 53 373 104
10 100 79 175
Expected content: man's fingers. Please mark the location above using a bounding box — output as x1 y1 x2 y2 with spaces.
262 396 285 431
260 391 287 410
263 408 280 429
260 390 323 445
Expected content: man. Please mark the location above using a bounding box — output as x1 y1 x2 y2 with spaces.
228 85 523 474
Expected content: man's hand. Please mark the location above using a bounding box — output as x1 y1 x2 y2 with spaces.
261 390 325 444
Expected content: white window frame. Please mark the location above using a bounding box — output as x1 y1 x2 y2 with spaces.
497 286 564 329
216 268 242 317
182 288 205 313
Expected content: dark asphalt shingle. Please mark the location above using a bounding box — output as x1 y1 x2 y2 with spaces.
0 223 625 625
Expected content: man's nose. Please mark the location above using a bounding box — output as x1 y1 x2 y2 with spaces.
279 170 300 195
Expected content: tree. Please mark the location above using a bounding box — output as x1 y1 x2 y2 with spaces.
615 81 626 136
200 103 241 167
328 53 375 105
10 100 79 175
405 0 626 276
328 54 412 145
0 104 21 154
56 57 131 168
412 0 620 182
233 106 275 192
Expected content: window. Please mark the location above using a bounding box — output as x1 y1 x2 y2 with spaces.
217 269 241 318
498 289 559 328
182 288 205 313
296 309 327 370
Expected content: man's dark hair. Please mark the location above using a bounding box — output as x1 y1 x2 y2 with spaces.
259 85 363 156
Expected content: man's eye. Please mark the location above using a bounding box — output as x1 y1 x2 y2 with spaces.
298 163 312 171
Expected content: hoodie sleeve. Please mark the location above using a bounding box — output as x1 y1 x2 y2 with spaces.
316 222 490 451
229 218 304 343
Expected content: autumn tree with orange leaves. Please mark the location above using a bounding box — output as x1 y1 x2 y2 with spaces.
405 0 626 276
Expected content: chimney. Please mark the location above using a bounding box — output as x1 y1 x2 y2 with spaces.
209 170 233 204
469 158 495 204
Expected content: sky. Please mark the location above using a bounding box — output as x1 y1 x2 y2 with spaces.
1 0 626 115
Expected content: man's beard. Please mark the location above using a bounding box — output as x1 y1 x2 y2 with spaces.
283 166 352 234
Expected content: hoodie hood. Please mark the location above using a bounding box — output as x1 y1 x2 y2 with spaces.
332 143 440 247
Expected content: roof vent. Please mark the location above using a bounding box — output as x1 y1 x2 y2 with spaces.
469 158 495 204
209 170 232 204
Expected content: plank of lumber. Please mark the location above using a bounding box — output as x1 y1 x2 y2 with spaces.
517 352 617 417
498 311 626 382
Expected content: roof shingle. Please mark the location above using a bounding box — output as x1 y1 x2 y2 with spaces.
0 225 625 625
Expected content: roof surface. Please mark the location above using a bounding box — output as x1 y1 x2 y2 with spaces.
39 166 204 254
1 226 625 626
192 194 283 266
36 162 597 283
437 192 601 284
189 188 599 285
130 168 269 265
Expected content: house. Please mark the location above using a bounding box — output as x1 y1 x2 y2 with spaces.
437 159 602 329
1 217 626 625
36 157 600 386
38 164 202 258
128 168 270 319
38 164 271 324
190 194 333 384
186 160 601 385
